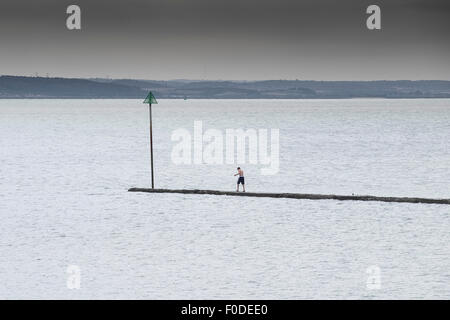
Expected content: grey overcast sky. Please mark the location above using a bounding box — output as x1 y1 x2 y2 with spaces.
0 0 449 80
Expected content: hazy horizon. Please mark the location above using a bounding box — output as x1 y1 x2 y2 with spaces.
3 74 450 82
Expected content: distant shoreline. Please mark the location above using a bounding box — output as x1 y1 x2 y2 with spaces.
1 75 450 99
2 97 450 100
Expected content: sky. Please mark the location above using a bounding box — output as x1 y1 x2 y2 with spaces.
0 0 449 80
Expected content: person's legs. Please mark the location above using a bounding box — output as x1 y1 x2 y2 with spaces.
242 183 245 192
236 182 240 192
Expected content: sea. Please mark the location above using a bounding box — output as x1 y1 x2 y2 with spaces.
1 98 449 299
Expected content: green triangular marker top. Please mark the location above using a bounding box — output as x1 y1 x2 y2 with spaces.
143 91 158 104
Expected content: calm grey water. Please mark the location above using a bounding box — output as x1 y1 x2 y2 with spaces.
0 99 449 299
